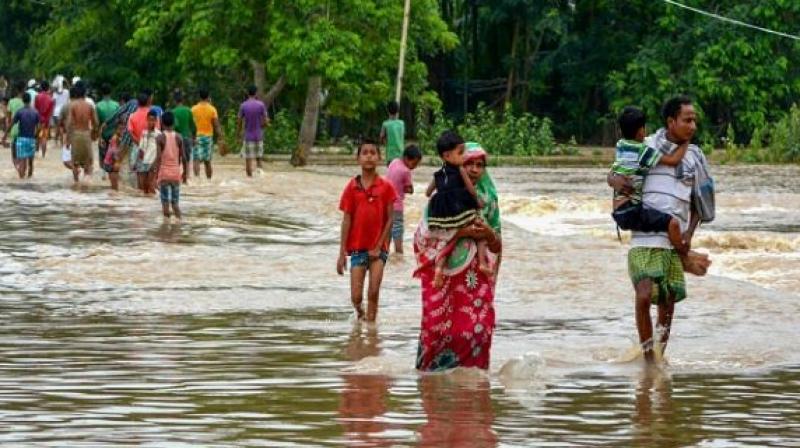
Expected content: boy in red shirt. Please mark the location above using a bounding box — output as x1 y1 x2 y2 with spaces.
337 139 397 322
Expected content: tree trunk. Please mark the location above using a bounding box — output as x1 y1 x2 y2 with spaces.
264 75 286 106
504 20 520 108
291 75 322 167
250 59 266 97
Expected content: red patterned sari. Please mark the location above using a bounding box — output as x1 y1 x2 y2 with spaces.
414 219 497 371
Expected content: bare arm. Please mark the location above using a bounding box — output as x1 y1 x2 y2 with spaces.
455 220 501 253
460 166 478 199
607 172 634 195
154 134 165 171
659 143 688 166
379 125 386 145
425 179 436 197
370 202 394 257
236 115 243 139
683 202 702 250
337 213 352 275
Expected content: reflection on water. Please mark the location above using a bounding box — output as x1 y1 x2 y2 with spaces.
0 152 799 445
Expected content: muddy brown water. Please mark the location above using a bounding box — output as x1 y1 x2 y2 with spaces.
0 150 798 446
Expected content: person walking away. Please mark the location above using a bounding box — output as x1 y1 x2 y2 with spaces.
154 111 184 221
137 110 161 195
66 83 99 183
379 100 405 164
336 140 397 322
385 145 422 254
2 93 39 178
191 88 225 179
237 85 268 177
170 90 195 184
34 80 55 158
5 82 26 166
95 84 119 174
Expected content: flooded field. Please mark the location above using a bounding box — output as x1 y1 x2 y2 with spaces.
1 150 798 446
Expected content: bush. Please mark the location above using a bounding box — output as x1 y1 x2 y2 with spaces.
264 110 299 154
222 109 299 155
764 104 800 163
415 102 556 157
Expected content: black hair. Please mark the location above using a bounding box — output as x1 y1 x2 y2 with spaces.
147 109 158 118
173 89 183 103
247 85 257 96
137 92 149 106
120 92 131 103
387 100 399 115
69 86 77 99
198 88 209 100
661 95 693 124
15 81 26 94
1 97 8 104
74 82 86 98
357 138 380 157
436 130 464 156
40 80 50 91
100 83 111 96
142 88 153 98
618 106 647 140
161 111 175 127
403 144 422 160
22 92 31 104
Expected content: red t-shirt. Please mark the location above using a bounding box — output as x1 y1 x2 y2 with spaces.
339 175 397 252
34 93 55 124
127 107 151 143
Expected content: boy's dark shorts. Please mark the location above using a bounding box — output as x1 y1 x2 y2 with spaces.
349 250 389 269
613 203 673 233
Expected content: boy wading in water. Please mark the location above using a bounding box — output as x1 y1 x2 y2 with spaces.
385 145 422 254
154 112 183 221
337 140 397 322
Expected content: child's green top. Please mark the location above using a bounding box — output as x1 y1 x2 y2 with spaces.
611 139 662 204
381 118 405 162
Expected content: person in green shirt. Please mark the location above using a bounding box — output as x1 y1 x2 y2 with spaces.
170 90 196 184
4 82 26 165
380 100 405 164
95 84 120 173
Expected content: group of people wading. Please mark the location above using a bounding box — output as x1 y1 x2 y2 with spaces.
338 95 714 372
1 77 270 221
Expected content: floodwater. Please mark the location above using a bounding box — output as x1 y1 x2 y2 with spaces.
0 147 798 446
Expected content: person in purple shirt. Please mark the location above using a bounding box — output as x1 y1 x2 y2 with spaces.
2 93 40 178
237 85 269 177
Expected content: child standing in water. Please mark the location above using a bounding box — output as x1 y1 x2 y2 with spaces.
385 144 422 254
426 130 491 288
154 111 184 221
103 121 125 191
138 110 161 195
337 140 397 322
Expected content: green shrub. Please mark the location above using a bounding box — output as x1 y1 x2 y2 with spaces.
416 102 556 157
764 104 800 163
264 110 300 154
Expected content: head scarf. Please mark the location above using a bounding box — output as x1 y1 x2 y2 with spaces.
464 142 500 233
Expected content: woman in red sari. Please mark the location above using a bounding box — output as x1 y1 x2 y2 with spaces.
414 143 502 371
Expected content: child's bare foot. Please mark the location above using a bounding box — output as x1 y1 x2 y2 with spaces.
433 268 445 289
681 251 711 276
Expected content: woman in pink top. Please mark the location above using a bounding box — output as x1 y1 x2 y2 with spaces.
154 112 184 220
